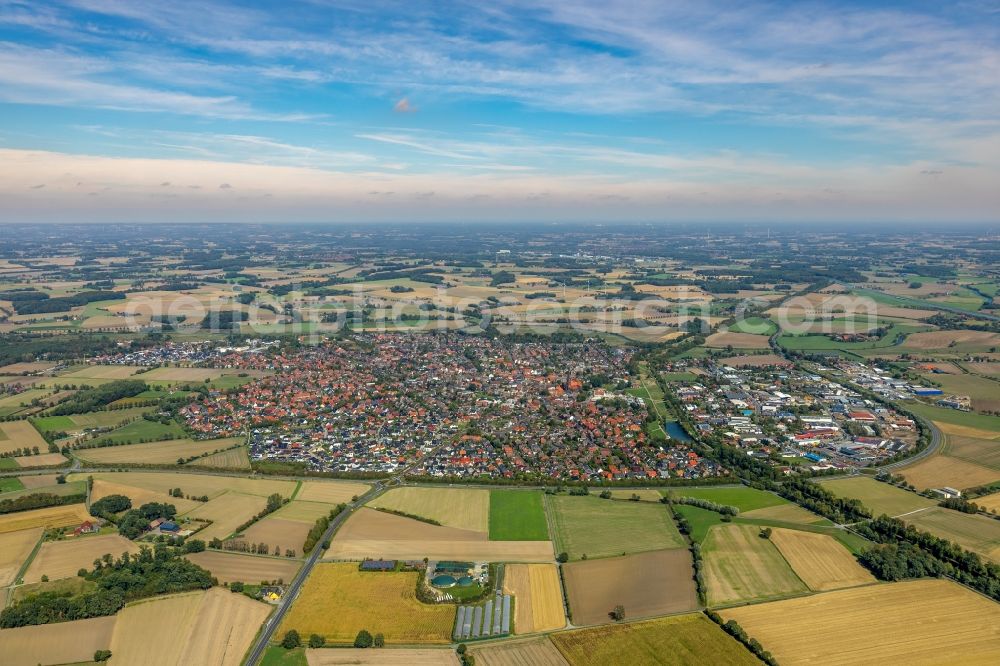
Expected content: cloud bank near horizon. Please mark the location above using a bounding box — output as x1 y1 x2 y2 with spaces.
0 1 998 223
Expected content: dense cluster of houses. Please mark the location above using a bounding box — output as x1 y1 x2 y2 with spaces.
665 358 917 471
180 334 719 481
93 341 228 366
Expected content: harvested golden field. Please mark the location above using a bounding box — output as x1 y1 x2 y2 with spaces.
898 454 998 491
740 503 827 524
550 613 758 666
90 478 201 514
60 364 143 379
184 550 301 584
504 564 565 633
607 489 662 502
0 361 57 374
140 367 224 381
369 486 489 531
902 330 1000 350
296 480 369 504
326 509 553 562
0 420 46 455
186 491 267 541
965 361 1000 376
280 562 455 644
720 579 1000 666
191 445 251 469
976 492 1000 512
472 637 569 666
0 527 41 586
0 615 116 666
704 332 771 349
72 471 297 499
562 549 698 626
76 437 244 465
243 517 312 552
276 499 342 523
768 528 875 591
24 533 141 583
0 503 90 534
109 588 271 666
702 524 807 606
14 452 66 467
306 648 460 665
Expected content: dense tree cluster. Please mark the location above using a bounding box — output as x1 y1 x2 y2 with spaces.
49 380 148 415
0 492 86 515
302 504 347 554
117 502 177 539
89 494 132 517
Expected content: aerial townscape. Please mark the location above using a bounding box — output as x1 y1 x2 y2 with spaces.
1 1 999 665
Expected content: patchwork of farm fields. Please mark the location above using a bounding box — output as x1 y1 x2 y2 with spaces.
369 486 489 531
702 524 808 606
720 579 1000 665
550 613 758 666
768 528 875 591
904 507 1000 564
504 563 565 633
280 562 456 644
75 437 245 465
817 476 936 516
472 637 569 666
546 495 683 560
70 471 298 499
185 491 268 541
562 549 698 626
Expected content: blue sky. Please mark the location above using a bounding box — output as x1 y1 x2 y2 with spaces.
0 0 998 223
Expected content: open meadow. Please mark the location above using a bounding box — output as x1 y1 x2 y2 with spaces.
24 533 141 583
550 613 758 666
296 479 369 504
369 486 489 531
187 491 268 541
0 615 116 666
108 588 271 666
720 579 1000 665
185 549 302 584
89 477 201 513
904 507 1000 564
562 549 698 626
768 528 875 591
71 470 298 499
666 486 788 512
702 524 807 606
325 508 554 562
280 562 456 644
503 563 565 633
546 495 683 560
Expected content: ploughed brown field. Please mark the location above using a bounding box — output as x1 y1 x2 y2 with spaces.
561 549 698 626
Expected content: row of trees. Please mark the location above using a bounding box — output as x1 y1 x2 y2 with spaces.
0 491 86 515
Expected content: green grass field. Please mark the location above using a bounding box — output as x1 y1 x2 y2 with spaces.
904 507 1000 563
702 523 808 606
905 402 1000 433
489 490 549 540
778 322 932 352
729 317 778 335
96 418 188 444
260 647 307 666
0 480 85 501
0 458 19 470
546 494 684 560
817 476 936 517
550 613 758 665
661 371 698 382
665 486 788 512
0 477 25 492
30 415 76 432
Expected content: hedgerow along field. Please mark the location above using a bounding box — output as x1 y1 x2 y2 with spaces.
666 485 789 512
546 494 683 560
720 579 1000 665
550 613 759 666
279 562 456 644
489 490 550 540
